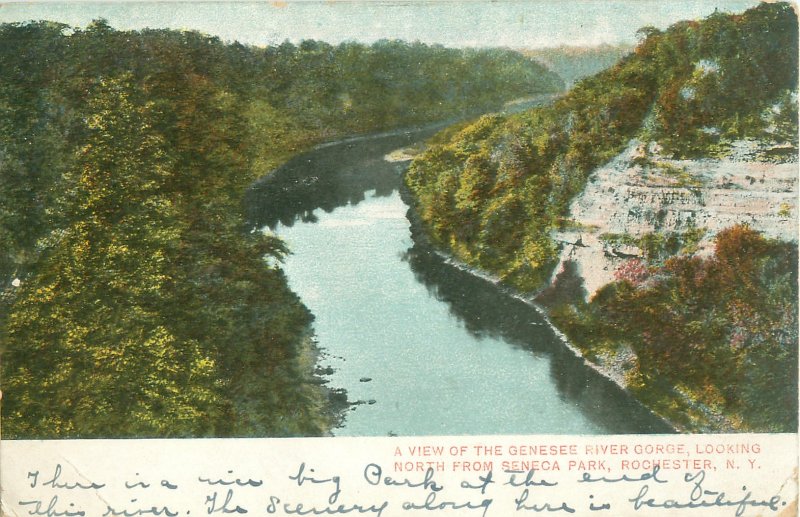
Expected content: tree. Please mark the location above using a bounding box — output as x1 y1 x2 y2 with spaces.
2 74 222 438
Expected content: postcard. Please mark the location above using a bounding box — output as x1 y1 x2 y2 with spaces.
0 1 797 516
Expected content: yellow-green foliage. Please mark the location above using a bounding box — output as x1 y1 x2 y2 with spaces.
0 21 561 438
406 3 799 432
406 2 798 294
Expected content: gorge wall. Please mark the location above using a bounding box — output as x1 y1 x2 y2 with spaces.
551 139 798 298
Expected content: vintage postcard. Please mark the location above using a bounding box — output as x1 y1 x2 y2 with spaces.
0 1 797 515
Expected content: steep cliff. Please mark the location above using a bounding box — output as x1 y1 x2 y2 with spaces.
406 2 799 432
552 138 798 298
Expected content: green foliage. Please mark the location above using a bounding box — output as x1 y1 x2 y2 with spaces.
0 21 560 437
406 49 657 290
406 3 798 431
4 74 221 437
648 3 799 156
600 228 706 265
406 2 798 294
555 226 798 432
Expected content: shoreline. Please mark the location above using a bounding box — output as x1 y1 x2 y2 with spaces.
299 332 350 436
269 117 679 436
265 123 473 436
398 180 681 434
310 93 563 153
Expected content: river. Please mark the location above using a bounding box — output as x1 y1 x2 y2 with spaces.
245 128 672 437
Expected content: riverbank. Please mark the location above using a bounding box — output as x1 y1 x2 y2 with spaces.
397 179 679 434
251 122 521 435
539 137 798 433
401 129 798 433
262 126 668 435
0 20 572 438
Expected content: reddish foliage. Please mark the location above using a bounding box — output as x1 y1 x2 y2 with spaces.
614 258 649 285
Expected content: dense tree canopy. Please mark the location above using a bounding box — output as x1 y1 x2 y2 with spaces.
406 2 798 431
408 2 797 293
551 226 798 431
0 20 562 437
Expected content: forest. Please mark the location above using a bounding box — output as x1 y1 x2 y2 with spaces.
545 225 797 431
0 20 563 438
405 2 798 431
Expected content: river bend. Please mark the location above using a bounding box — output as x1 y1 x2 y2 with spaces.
245 129 672 436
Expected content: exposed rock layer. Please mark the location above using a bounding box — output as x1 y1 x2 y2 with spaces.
552 140 798 298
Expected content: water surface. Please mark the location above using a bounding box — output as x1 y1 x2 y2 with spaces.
246 130 672 436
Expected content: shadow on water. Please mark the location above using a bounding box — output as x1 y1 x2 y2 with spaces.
245 128 674 434
245 127 444 230
400 233 673 434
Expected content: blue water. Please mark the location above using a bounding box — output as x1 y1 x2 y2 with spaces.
250 131 671 436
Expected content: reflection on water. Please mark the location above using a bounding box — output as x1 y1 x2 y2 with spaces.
401 238 672 434
246 129 672 436
245 128 442 229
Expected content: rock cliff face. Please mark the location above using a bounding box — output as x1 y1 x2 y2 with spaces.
550 139 798 298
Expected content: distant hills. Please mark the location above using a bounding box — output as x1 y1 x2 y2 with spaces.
522 44 633 87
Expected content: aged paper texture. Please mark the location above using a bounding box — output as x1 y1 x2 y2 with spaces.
0 1 797 515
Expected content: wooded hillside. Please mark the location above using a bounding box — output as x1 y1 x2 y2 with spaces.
406 2 798 431
0 20 562 438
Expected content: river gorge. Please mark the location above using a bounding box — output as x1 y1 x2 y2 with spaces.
245 129 673 437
